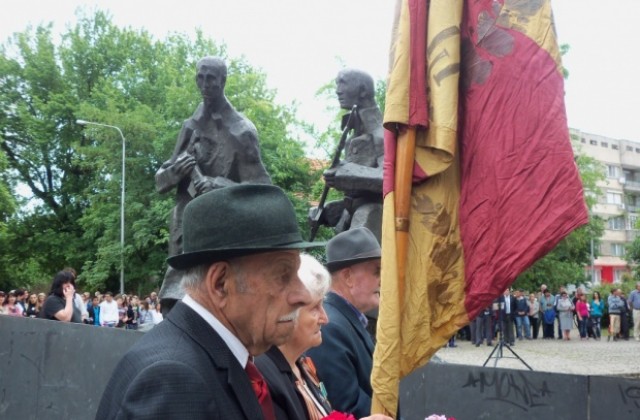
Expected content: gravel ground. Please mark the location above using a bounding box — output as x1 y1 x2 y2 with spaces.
433 330 640 377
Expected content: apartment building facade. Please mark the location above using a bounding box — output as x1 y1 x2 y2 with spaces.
571 128 640 284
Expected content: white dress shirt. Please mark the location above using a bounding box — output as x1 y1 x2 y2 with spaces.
182 294 249 368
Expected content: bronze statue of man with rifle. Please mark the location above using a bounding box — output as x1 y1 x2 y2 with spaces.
311 69 384 241
155 56 271 313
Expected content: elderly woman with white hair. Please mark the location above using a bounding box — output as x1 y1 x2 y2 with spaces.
255 254 391 420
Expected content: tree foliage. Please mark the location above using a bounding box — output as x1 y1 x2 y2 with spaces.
0 10 313 294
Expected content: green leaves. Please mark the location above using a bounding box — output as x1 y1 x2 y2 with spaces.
0 10 317 294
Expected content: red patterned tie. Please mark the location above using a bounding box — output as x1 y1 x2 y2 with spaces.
246 359 276 420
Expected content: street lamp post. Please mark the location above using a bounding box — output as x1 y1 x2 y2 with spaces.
76 119 126 295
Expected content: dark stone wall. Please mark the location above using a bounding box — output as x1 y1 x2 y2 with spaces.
590 375 640 419
400 362 588 419
2 315 638 419
0 315 141 419
400 362 640 420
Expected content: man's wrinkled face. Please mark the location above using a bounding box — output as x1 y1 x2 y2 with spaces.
335 73 361 110
348 259 381 314
196 64 225 101
221 250 311 355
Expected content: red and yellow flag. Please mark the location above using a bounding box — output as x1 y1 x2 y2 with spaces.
371 0 588 415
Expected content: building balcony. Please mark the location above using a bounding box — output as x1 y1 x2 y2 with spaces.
624 180 640 192
627 204 640 213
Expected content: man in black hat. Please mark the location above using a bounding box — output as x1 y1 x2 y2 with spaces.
97 184 320 420
306 227 381 418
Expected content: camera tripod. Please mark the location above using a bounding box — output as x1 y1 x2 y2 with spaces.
482 309 533 370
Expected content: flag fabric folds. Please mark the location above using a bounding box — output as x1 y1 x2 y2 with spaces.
371 0 589 416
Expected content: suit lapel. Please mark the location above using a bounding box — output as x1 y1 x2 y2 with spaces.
325 292 374 355
227 366 264 420
167 302 263 419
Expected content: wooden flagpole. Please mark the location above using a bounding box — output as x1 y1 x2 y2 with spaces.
394 126 416 308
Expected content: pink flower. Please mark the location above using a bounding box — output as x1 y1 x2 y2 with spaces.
425 415 454 420
322 411 357 420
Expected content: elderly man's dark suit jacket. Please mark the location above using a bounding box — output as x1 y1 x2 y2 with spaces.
305 291 374 418
96 302 263 420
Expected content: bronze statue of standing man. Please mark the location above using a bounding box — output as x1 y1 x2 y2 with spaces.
155 57 271 312
315 69 384 240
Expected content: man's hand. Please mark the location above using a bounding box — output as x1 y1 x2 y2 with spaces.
193 176 235 195
323 167 337 188
193 177 215 194
173 153 196 178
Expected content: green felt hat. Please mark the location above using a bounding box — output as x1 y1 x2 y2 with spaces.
168 184 322 270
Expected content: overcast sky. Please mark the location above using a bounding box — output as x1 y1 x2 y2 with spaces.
2 0 639 143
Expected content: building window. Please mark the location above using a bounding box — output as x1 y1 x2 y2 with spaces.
611 243 626 257
601 142 608 148
614 269 626 283
606 192 623 205
636 148 640 153
624 170 635 183
627 146 633 151
581 138 586 144
612 144 619 150
594 269 602 284
607 165 620 178
608 217 625 230
629 215 639 230
590 140 598 145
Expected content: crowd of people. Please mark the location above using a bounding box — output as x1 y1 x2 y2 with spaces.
0 273 164 332
461 283 640 348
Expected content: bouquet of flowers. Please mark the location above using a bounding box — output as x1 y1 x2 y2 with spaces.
425 415 455 420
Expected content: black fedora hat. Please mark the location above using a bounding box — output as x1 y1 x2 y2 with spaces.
167 184 322 270
325 227 381 273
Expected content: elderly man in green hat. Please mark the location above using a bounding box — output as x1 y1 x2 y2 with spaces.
97 184 321 420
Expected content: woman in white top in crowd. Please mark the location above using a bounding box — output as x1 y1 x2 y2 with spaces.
528 293 540 339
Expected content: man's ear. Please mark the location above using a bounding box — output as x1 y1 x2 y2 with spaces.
341 267 354 288
204 262 231 300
